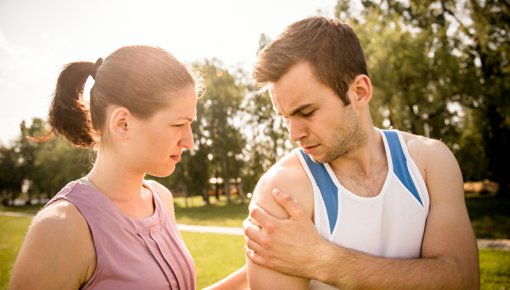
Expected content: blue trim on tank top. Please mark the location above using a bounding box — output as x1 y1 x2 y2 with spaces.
382 130 423 206
299 150 338 233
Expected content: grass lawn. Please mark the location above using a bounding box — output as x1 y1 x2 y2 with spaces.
480 249 510 289
1 195 509 289
0 215 31 290
174 196 249 228
182 232 245 289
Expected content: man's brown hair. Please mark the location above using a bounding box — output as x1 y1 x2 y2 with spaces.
253 16 368 106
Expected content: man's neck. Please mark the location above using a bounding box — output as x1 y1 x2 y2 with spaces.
328 127 388 197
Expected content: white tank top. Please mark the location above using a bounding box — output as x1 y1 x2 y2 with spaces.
296 129 430 290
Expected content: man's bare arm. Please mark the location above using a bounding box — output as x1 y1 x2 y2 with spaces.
203 265 249 290
245 141 479 289
245 160 312 290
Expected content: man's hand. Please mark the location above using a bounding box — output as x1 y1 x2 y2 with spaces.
243 189 327 279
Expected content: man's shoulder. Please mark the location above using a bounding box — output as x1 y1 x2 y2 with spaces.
399 131 451 155
251 149 314 218
397 130 457 174
263 149 309 186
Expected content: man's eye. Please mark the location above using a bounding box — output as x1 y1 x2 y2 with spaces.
301 111 315 117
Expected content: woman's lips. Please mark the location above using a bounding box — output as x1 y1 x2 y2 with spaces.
170 154 181 162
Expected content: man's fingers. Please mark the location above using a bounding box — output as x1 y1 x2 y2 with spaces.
245 247 273 269
249 202 280 227
272 188 307 220
245 237 266 255
243 216 268 247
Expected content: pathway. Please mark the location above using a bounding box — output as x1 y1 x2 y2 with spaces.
2 211 509 250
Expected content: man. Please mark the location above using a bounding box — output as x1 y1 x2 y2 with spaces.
243 16 479 289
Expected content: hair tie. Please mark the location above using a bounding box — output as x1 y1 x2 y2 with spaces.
91 58 103 80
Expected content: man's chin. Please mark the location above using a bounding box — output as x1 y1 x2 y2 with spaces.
308 153 327 164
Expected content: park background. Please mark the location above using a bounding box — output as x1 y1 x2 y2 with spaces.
1 0 509 289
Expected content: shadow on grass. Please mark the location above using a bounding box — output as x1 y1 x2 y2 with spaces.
0 204 43 215
466 195 510 239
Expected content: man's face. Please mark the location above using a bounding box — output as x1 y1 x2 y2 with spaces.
270 61 365 163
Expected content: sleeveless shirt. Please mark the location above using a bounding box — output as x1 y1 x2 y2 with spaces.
295 129 430 290
45 179 196 290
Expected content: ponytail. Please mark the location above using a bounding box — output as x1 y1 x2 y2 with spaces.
32 46 199 148
42 59 102 147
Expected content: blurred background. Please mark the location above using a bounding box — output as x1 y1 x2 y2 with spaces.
1 0 509 289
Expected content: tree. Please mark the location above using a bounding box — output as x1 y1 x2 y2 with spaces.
197 59 247 203
0 145 23 205
15 118 47 204
240 34 293 195
336 0 509 193
31 135 91 199
160 59 247 204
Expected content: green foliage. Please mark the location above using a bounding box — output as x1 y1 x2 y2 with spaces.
0 145 23 204
336 0 510 191
197 60 246 199
241 89 291 194
155 59 249 202
240 33 293 194
31 136 91 198
3 0 509 200
1 118 91 203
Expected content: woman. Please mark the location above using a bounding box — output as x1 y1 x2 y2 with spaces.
9 45 247 290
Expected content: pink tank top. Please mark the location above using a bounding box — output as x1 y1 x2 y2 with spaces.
45 179 196 290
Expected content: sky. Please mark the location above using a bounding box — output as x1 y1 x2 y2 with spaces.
0 0 338 146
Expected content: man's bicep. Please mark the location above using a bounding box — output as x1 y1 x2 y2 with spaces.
420 142 478 268
246 258 309 290
246 169 311 289
249 172 292 219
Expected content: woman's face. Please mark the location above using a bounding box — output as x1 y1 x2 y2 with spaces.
127 85 197 177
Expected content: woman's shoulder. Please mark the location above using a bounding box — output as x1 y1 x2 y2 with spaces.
35 199 90 242
144 180 175 220
10 199 96 289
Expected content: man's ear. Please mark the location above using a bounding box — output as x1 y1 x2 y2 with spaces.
108 107 131 140
351 74 373 106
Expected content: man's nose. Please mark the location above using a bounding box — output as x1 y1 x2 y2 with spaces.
287 120 307 142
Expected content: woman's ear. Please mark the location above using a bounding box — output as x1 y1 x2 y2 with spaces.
351 74 373 106
108 107 131 140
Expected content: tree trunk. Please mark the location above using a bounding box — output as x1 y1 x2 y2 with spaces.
483 104 510 195
224 178 231 203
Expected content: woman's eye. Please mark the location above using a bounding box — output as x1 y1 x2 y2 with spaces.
172 124 185 127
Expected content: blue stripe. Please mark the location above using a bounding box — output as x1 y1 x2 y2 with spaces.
299 150 339 233
383 130 423 206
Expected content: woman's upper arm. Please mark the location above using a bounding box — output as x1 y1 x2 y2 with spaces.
9 201 95 290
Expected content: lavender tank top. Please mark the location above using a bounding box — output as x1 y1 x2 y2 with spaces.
45 179 196 290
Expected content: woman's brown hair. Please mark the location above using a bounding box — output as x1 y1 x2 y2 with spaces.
43 45 199 148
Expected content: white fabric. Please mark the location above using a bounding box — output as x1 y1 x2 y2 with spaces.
296 130 430 290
